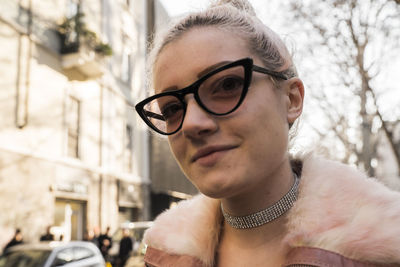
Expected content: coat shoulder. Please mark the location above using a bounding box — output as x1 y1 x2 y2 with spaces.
286 155 400 265
143 195 221 267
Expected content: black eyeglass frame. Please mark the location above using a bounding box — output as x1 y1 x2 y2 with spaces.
135 57 288 135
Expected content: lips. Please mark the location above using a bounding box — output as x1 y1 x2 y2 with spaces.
191 145 237 163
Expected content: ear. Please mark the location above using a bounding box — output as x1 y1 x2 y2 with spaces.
285 77 304 124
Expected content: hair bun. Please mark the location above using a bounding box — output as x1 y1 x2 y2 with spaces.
210 0 256 16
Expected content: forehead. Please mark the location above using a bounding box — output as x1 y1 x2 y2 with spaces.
153 27 252 93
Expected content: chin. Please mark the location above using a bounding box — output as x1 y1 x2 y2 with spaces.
194 179 238 199
198 189 224 199
187 168 245 198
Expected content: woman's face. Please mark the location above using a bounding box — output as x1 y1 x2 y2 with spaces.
153 27 301 199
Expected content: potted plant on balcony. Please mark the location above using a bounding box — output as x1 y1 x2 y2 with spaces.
57 12 112 79
57 12 112 56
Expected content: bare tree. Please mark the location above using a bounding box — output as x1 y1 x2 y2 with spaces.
287 0 400 176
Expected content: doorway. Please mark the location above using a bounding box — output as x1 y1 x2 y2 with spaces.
54 199 87 241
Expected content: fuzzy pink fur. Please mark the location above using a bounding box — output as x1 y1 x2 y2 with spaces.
144 155 400 265
143 195 222 267
285 156 400 264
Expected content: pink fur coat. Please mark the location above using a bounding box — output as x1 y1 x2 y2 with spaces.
144 156 400 266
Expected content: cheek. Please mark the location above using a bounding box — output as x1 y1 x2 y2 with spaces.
273 88 291 123
168 134 185 164
243 88 286 124
241 91 289 146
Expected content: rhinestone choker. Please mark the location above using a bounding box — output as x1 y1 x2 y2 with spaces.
221 174 300 229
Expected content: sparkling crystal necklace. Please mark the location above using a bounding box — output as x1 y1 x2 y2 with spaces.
221 173 300 229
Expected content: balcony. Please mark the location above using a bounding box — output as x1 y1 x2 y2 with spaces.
57 13 112 81
61 45 105 80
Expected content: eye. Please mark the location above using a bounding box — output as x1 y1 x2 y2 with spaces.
211 76 244 97
160 101 184 121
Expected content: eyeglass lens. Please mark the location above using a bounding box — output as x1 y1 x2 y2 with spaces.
143 64 246 134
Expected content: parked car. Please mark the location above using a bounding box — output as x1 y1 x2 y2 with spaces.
108 221 153 266
0 241 105 267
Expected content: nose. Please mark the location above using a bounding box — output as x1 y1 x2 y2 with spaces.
181 96 218 138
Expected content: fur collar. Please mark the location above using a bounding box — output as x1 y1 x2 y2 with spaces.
144 155 400 266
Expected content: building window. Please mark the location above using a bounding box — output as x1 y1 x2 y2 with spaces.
64 0 80 46
118 206 138 223
121 48 131 83
124 124 133 171
66 0 79 19
68 96 80 158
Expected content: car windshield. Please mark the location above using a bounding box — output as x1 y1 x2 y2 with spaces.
0 249 51 267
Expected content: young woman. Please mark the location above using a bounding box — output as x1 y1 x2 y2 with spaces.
135 1 400 266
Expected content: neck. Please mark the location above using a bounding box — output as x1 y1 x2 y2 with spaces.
217 214 290 267
221 159 294 217
217 160 295 267
221 172 298 229
222 210 289 243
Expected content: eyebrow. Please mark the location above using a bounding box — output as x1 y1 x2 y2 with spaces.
159 60 232 93
197 60 232 78
160 85 178 93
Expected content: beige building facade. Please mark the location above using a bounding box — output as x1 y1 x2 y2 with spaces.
0 0 151 246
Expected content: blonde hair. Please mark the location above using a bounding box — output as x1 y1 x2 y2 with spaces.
147 0 297 92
